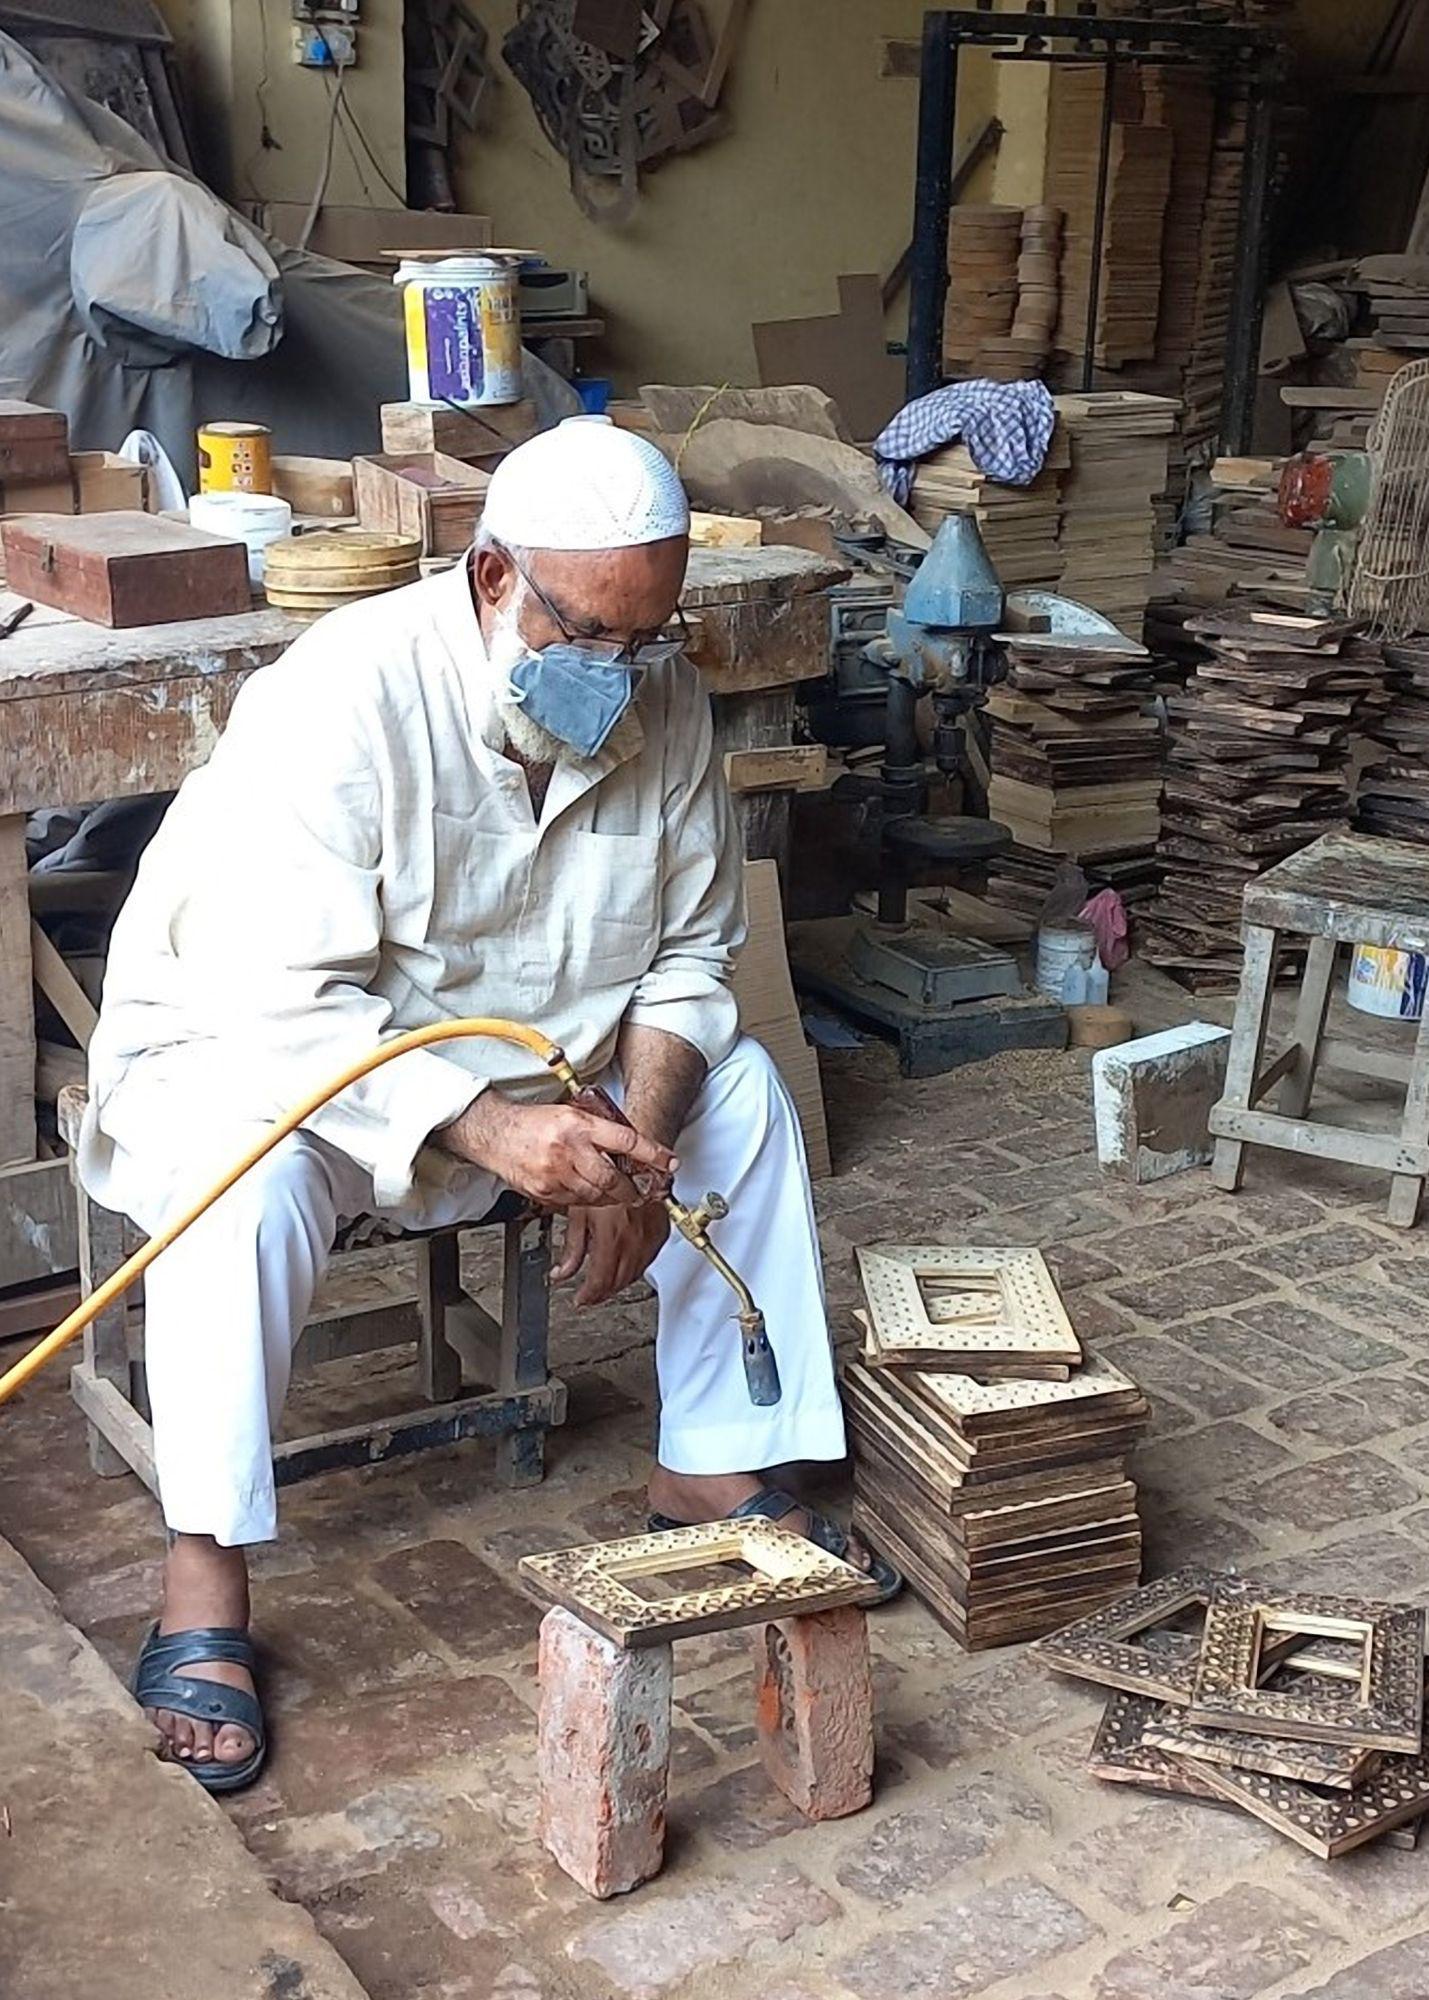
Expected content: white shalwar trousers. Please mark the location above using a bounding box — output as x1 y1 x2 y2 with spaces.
95 1034 846 1546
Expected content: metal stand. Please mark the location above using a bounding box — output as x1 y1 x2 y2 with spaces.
903 8 1284 453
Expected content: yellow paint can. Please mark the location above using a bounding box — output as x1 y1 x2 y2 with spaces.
197 421 274 494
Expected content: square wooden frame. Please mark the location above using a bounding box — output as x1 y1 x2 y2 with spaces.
1087 1690 1229 1803
1033 1567 1258 1703
1188 1588 1425 1754
518 1519 878 1649
857 1244 1082 1375
1184 1708 1429 1859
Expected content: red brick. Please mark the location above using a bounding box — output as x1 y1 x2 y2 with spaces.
537 1607 671 1900
754 1605 873 1821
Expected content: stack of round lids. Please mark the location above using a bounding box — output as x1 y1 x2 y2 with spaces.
264 529 422 616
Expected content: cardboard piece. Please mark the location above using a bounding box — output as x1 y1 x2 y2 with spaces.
253 203 493 267
731 858 830 1177
753 276 906 444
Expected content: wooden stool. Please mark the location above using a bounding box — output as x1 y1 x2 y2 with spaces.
1208 831 1429 1228
522 1520 879 1898
57 1085 565 1494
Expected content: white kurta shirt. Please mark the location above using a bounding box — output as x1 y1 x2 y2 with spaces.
81 557 745 1213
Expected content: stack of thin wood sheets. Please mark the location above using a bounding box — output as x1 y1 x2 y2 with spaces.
1357 636 1429 847
1054 392 1179 637
942 204 1022 376
1352 256 1429 359
1047 66 1173 368
1141 609 1385 988
1034 1569 1429 1861
909 430 1069 591
845 1244 1150 1651
985 635 1161 863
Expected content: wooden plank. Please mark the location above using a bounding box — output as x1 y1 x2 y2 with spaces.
723 744 827 794
30 922 98 1049
69 1361 158 1496
0 816 36 1166
1210 1101 1429 1175
689 511 763 549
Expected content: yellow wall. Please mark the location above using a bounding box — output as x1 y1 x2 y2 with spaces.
452 1 1051 388
158 0 407 210
152 1 1057 387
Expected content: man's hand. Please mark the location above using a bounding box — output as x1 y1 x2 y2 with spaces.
553 1202 670 1306
438 1092 677 1209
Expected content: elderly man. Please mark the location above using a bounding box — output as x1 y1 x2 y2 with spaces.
80 417 896 1794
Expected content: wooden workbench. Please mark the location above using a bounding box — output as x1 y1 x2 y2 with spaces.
0 544 842 1286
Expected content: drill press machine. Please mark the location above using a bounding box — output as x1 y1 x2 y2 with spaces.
789 517 1067 1076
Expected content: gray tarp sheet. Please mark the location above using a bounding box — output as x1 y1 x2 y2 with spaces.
0 30 577 485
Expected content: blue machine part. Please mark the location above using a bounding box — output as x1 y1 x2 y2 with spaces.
882 516 1004 689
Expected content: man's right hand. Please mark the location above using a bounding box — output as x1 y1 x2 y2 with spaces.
437 1091 678 1209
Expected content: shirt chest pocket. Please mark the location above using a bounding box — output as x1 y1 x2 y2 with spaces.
561 828 661 974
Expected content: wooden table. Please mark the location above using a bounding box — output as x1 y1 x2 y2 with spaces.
0 544 841 1287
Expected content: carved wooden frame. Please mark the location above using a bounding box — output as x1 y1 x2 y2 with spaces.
857 1244 1082 1374
1188 1588 1425 1754
1087 1690 1228 1802
518 1519 878 1648
1032 1567 1257 1703
1184 1708 1429 1859
1143 1699 1383 1791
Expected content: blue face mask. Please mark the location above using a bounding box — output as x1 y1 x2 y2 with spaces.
506 644 639 758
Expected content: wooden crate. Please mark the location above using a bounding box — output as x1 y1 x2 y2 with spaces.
353 452 491 558
0 400 69 486
380 398 538 461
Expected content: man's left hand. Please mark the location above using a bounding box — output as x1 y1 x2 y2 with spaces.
552 1202 670 1306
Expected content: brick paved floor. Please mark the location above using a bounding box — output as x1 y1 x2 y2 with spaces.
6 977 1429 1999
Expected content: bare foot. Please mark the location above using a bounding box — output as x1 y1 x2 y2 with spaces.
146 1534 257 1769
647 1467 877 1574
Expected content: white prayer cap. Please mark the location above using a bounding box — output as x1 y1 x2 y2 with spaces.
481 415 690 551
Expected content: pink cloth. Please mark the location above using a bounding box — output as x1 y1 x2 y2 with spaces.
1080 889 1129 970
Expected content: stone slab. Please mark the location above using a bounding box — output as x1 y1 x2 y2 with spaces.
0 1532 367 2000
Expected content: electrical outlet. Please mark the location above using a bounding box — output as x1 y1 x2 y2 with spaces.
291 20 357 66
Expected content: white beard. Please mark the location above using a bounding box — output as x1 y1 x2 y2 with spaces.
484 599 592 769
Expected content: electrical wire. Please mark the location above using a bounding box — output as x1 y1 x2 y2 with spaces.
336 87 409 206
297 32 348 250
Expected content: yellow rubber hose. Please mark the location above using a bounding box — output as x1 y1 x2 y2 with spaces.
0 1017 579 1409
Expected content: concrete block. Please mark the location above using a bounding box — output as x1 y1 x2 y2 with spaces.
537 1606 671 1899
1092 1022 1232 1184
753 1605 874 1821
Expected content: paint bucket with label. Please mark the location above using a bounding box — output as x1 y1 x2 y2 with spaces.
197 421 273 494
393 254 522 409
1347 943 1428 1021
189 491 292 583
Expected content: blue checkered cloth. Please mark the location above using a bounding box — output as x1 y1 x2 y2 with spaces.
874 380 1056 506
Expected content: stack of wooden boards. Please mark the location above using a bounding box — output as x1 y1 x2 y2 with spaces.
942 205 1022 377
1047 67 1173 368
1035 1569 1429 1861
909 432 1068 590
845 1243 1150 1650
1056 392 1179 636
985 635 1161 869
1144 455 1310 663
1008 206 1064 374
1141 610 1385 988
1351 256 1429 360
1357 636 1429 846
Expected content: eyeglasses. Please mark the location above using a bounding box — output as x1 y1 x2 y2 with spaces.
511 555 693 668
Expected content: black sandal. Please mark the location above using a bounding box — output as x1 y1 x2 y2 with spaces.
132 1622 267 1794
649 1486 903 1603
